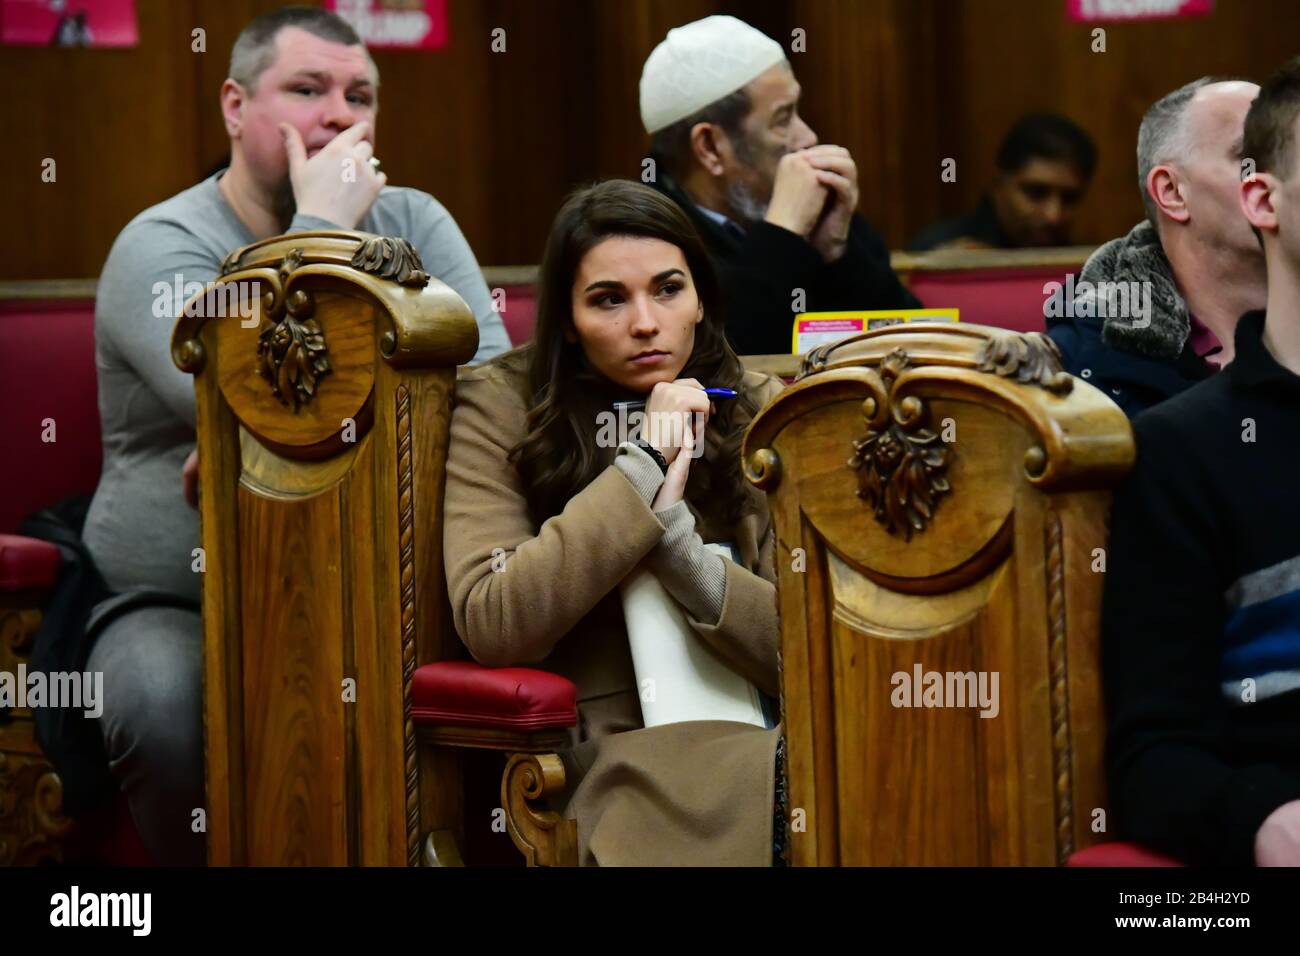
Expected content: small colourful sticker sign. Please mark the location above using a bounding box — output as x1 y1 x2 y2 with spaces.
792 309 959 355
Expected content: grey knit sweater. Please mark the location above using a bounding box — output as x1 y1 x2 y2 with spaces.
83 173 511 600
613 443 728 625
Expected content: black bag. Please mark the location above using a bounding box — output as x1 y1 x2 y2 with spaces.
13 498 202 817
12 495 117 815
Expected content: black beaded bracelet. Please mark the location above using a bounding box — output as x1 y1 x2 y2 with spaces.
631 438 670 475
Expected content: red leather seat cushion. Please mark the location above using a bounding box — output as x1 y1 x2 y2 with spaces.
0 299 101 533
0 533 61 592
909 266 1078 335
1067 843 1185 867
412 660 577 731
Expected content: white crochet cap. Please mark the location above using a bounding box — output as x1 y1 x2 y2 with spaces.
640 15 787 135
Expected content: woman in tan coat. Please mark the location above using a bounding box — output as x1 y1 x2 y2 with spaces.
443 180 785 866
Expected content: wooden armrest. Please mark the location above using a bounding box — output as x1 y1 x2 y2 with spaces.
414 662 579 866
740 353 800 380
501 753 577 867
417 724 569 753
420 748 578 868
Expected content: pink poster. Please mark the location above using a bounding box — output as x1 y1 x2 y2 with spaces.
325 0 449 50
1066 0 1214 22
0 0 137 47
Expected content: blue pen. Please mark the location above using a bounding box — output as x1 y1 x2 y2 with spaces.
612 387 737 411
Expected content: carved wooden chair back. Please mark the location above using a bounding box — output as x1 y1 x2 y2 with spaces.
744 323 1134 865
172 232 476 865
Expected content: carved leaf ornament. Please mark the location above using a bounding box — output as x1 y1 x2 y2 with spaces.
255 249 332 411
848 348 951 539
239 238 432 411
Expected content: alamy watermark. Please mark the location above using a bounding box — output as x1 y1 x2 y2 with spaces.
0 666 102 718
151 275 260 328
1042 275 1152 329
890 664 1000 719
50 886 150 936
595 407 708 459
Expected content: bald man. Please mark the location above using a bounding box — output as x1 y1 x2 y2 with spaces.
1047 78 1264 417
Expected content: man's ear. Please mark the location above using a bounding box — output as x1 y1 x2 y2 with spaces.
220 79 250 139
689 122 729 177
1147 164 1190 224
1241 172 1279 236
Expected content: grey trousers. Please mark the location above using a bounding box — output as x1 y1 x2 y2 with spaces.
86 604 205 866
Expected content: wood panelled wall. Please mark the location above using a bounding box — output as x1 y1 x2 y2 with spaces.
1 0 1295 279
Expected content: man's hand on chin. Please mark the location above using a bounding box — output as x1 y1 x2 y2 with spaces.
764 150 828 241
1254 799 1300 865
804 145 858 264
281 121 386 230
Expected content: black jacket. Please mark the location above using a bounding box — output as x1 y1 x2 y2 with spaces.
907 194 1011 251
10 497 197 816
1048 309 1216 419
1046 221 1218 418
1102 311 1300 865
653 174 919 356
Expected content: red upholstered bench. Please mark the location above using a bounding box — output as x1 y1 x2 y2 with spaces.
0 290 101 633
479 268 538 347
0 287 154 865
906 264 1078 334
0 295 101 532
896 246 1093 335
496 283 537 347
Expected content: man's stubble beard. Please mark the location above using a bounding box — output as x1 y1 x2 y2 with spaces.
725 133 788 225
725 179 769 224
271 174 297 230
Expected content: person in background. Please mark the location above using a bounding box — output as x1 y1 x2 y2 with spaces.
909 113 1096 251
1101 56 1300 867
1047 78 1264 418
641 15 918 357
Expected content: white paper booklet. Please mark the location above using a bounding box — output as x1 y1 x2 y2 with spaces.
619 542 771 729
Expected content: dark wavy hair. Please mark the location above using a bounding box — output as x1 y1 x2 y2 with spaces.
506 179 761 527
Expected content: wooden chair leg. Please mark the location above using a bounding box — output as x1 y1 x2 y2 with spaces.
501 753 578 867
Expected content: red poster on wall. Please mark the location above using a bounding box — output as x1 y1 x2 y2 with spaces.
0 0 137 46
1066 0 1214 22
325 0 449 50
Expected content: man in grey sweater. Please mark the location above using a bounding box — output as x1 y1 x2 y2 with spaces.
81 6 509 864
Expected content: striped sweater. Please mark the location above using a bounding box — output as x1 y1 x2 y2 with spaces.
1222 555 1300 704
1102 310 1300 866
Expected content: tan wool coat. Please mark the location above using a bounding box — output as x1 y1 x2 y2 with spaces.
443 350 785 866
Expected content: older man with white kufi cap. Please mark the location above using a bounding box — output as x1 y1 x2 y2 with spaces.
640 15 917 356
